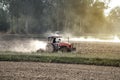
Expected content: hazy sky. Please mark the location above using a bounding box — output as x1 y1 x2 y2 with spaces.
104 0 120 16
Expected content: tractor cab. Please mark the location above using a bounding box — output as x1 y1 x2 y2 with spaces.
48 36 62 44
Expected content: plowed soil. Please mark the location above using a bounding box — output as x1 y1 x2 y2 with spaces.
73 41 120 53
0 62 120 80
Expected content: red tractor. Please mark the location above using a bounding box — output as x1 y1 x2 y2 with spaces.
45 36 76 52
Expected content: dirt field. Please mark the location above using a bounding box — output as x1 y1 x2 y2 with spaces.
1 34 120 53
73 41 120 53
0 62 120 80
1 38 120 53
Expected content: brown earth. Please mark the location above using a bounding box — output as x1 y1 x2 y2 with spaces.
0 62 120 80
73 41 120 53
1 34 120 53
1 39 120 53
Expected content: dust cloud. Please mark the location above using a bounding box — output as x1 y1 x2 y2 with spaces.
0 39 47 53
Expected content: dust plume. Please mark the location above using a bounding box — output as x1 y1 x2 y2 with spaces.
0 39 47 53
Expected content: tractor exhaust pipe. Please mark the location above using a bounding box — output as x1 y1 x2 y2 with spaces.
68 37 69 43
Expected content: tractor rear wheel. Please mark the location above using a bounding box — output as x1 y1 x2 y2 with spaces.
46 44 54 53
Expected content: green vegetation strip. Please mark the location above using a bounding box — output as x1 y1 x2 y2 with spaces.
0 54 120 67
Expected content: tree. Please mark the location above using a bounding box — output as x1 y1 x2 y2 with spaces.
0 2 10 33
0 0 112 35
108 7 120 34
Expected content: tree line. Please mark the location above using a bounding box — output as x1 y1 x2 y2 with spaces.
0 0 120 35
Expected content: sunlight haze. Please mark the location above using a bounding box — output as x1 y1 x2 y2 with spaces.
104 0 120 16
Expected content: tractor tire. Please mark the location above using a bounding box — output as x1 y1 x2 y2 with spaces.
46 44 54 53
60 47 68 52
